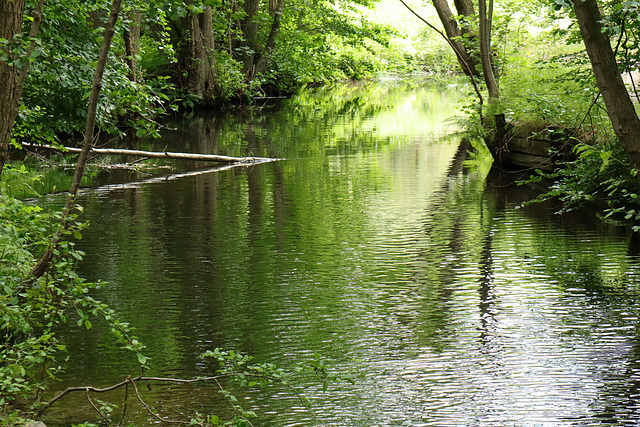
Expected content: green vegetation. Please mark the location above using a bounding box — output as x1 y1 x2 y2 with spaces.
429 0 640 228
0 188 145 420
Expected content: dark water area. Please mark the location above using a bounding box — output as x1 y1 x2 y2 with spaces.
40 80 640 426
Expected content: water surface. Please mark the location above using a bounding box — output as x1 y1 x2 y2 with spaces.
44 80 640 426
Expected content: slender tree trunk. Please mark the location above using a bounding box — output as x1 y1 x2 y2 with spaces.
31 0 123 278
431 0 478 77
478 0 499 100
123 11 141 82
254 0 285 76
573 0 640 170
0 0 26 180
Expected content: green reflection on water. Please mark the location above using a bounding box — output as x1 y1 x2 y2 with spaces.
42 80 640 426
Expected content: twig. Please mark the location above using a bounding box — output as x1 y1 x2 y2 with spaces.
116 381 129 426
39 373 278 417
86 390 111 425
38 376 143 417
129 377 191 425
38 370 327 426
574 91 601 138
212 377 255 427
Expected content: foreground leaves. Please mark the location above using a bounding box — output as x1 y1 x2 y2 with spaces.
0 193 146 417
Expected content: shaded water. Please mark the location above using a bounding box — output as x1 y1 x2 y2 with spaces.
43 81 640 426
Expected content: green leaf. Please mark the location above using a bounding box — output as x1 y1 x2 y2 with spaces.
137 353 148 365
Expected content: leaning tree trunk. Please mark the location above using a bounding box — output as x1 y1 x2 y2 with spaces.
31 0 123 278
573 0 640 170
478 0 499 101
254 0 285 76
431 0 479 77
0 0 26 180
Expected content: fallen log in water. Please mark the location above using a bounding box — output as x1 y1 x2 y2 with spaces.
22 143 279 164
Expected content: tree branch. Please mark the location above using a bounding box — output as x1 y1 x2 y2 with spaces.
38 373 281 418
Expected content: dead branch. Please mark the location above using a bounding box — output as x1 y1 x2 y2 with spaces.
128 378 192 425
22 143 281 164
37 373 278 419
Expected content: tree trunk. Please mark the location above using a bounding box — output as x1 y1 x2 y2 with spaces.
23 143 277 163
0 0 26 180
14 0 45 105
431 0 478 77
452 0 479 73
123 11 142 82
254 0 285 76
453 0 475 18
185 5 218 103
478 0 499 100
31 0 123 278
573 0 640 170
239 0 260 78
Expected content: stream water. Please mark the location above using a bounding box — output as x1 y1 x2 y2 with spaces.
42 80 640 426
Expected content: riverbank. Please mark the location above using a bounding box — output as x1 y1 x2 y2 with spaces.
487 120 577 172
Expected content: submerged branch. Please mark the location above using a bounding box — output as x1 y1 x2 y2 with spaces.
38 373 279 419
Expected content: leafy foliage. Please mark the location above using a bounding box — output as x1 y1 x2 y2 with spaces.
16 0 176 142
189 348 358 426
0 192 145 417
522 138 640 230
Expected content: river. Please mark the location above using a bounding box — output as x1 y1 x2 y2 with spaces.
42 80 640 426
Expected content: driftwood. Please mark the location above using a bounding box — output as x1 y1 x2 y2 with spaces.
22 143 279 164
